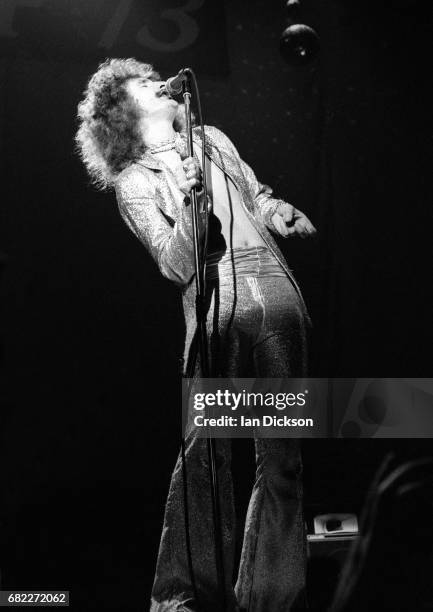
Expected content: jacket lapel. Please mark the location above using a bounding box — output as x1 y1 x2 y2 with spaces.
135 129 246 221
192 129 244 191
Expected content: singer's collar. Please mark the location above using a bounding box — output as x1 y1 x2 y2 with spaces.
148 133 180 155
136 128 211 171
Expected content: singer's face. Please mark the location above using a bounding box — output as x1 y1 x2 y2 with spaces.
125 77 178 121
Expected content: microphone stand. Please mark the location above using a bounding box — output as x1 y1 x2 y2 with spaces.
182 70 227 611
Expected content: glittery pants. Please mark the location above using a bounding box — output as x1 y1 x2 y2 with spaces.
150 247 309 612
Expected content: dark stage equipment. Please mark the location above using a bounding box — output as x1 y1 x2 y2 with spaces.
307 534 358 610
306 511 359 609
330 456 433 612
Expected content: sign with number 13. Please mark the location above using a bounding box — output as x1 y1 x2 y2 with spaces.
0 0 228 76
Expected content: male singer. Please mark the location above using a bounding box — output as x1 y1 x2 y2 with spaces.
76 58 316 611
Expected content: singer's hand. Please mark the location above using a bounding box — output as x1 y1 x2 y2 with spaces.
271 203 316 239
178 157 203 196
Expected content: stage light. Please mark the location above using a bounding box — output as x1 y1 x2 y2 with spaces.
280 23 320 65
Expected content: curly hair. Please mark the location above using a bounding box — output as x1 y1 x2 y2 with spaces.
75 58 188 190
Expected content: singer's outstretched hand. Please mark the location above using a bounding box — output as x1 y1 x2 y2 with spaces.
271 202 316 239
178 156 203 195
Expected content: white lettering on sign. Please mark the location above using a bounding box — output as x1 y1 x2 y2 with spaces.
136 0 204 52
0 0 206 54
0 0 45 38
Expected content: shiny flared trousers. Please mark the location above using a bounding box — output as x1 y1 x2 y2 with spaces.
150 247 309 612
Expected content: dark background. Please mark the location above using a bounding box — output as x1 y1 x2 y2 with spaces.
0 1 432 609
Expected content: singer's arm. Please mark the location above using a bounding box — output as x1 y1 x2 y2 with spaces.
205 126 315 238
115 164 205 286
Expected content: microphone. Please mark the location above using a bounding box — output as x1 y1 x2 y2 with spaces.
163 69 188 96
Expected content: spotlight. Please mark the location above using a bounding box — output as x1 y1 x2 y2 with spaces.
280 23 320 65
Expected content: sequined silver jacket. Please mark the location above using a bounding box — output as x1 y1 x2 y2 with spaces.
115 125 307 372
